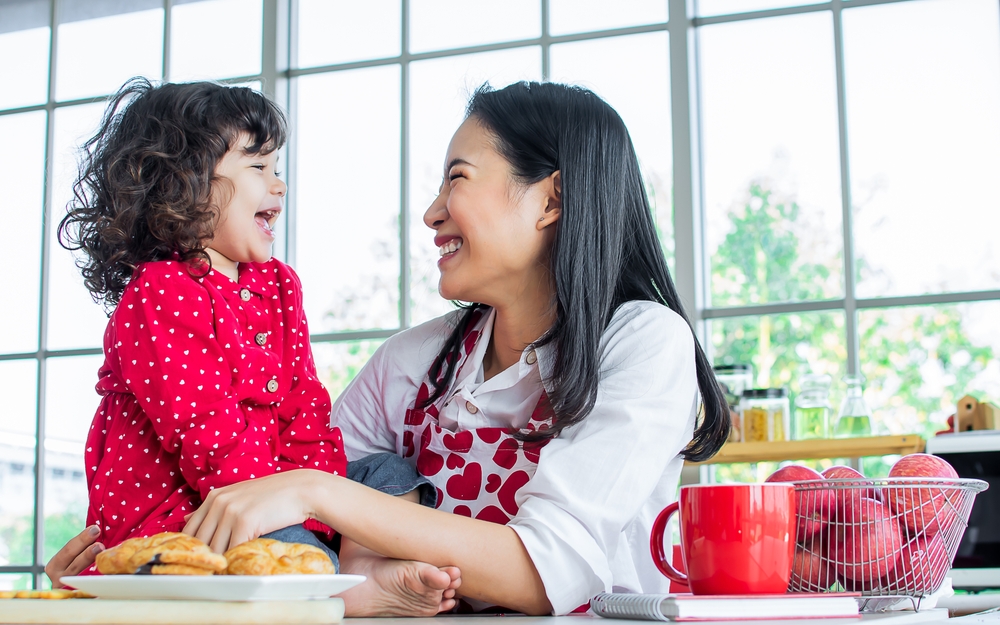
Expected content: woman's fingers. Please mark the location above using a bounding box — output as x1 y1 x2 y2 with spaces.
44 525 101 587
66 543 105 577
181 492 214 537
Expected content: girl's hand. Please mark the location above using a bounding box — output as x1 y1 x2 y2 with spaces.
182 470 325 553
45 525 104 587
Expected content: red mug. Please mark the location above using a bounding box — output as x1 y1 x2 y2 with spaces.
650 483 796 595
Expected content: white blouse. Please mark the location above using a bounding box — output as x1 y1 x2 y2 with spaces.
332 300 698 615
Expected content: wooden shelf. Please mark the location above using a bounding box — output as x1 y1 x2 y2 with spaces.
688 435 926 466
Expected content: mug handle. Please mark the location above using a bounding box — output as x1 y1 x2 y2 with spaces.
650 502 688 585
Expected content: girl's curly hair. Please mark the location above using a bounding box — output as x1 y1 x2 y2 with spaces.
57 77 287 310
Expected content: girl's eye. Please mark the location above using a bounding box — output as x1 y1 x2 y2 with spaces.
252 164 265 171
449 173 463 182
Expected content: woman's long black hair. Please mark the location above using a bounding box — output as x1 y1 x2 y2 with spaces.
419 82 730 462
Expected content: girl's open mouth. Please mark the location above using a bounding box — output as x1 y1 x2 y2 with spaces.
255 209 280 238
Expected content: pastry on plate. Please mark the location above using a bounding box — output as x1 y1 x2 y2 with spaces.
96 532 227 575
224 538 336 575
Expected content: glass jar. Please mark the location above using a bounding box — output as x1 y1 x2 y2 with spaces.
741 388 790 442
833 375 873 438
714 365 753 443
794 373 832 440
714 365 753 405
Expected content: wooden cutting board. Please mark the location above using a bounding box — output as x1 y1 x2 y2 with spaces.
0 598 344 624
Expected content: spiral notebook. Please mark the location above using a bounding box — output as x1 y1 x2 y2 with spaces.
589 593 860 621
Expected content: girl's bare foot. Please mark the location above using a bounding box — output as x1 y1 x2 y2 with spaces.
339 553 461 617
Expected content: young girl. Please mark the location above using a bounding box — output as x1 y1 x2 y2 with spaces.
57 78 347 564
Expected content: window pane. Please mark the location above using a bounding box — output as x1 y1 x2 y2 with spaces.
700 13 844 307
295 66 401 333
550 32 673 272
48 104 109 351
0 359 38 567
408 48 541 326
296 0 400 67
55 2 162 101
0 111 46 354
0 574 33 591
845 0 1000 298
859 302 1000 440
710 310 847 404
313 340 386 402
170 0 262 81
0 0 50 110
697 0 823 17
409 0 540 53
43 355 98 561
549 0 666 36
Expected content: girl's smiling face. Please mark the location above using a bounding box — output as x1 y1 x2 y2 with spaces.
205 136 285 276
423 117 561 307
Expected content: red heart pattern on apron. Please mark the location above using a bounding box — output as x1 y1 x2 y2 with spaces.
401 309 551 524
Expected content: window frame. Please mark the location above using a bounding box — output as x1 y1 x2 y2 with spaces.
2 0 998 587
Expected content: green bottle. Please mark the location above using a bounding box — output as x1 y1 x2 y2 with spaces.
795 373 832 440
833 375 872 438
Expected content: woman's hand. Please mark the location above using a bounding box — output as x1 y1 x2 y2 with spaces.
182 470 326 553
45 526 104 588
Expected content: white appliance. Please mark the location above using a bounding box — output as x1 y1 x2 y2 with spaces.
926 431 1000 589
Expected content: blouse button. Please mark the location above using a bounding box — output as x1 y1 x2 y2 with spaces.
255 332 268 346
526 350 538 365
465 401 478 414
266 379 279 393
240 288 252 302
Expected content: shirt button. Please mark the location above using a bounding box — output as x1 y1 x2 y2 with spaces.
465 401 478 414
266 379 279 393
240 288 252 302
255 332 267 346
526 350 538 365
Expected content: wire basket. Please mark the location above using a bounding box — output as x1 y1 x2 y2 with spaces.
788 477 988 612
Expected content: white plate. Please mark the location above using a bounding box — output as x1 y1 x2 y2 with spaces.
61 574 366 602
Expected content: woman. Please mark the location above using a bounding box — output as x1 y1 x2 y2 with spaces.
47 81 729 616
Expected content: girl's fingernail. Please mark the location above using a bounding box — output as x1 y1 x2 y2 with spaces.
88 526 100 537
91 544 104 554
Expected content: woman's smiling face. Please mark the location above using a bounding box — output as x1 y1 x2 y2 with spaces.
423 117 560 306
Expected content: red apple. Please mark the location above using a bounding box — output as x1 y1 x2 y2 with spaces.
823 465 865 480
886 454 961 536
822 465 882 503
766 465 834 539
887 533 951 593
830 497 903 582
789 539 836 592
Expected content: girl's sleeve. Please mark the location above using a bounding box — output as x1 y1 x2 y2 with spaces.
113 264 280 499
272 268 348 476
506 304 699 615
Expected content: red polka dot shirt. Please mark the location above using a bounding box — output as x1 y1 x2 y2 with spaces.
85 259 346 549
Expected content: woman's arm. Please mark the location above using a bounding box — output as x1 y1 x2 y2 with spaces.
183 470 551 614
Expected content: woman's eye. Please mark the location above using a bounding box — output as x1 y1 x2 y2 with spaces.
449 173 463 181
252 164 265 170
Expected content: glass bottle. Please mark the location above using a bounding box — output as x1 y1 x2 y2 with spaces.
795 373 832 440
833 375 872 438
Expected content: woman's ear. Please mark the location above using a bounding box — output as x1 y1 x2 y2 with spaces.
537 170 561 230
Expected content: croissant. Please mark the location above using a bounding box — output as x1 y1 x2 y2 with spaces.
96 532 227 575
223 538 336 575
